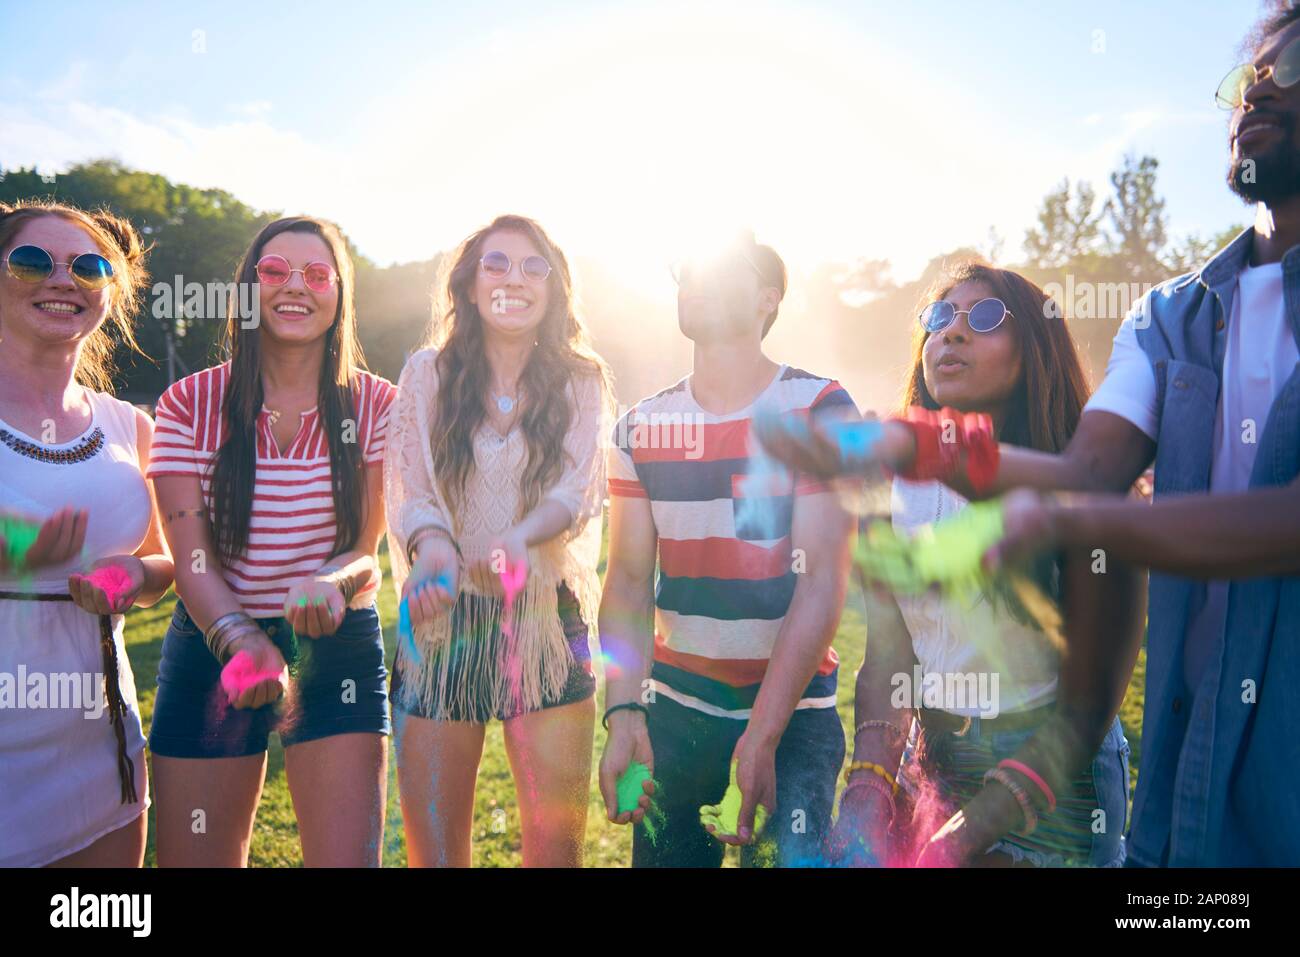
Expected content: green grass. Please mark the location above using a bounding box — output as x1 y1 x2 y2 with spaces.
126 543 1145 867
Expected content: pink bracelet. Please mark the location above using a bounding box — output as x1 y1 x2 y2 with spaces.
983 768 1038 836
998 759 1056 813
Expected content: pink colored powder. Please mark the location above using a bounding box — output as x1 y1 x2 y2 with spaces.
498 558 528 639
886 734 962 868
220 649 285 704
78 564 135 611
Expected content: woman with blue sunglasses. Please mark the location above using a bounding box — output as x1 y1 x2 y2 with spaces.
764 261 1144 867
0 199 174 867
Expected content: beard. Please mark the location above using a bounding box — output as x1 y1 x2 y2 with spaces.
1228 125 1300 206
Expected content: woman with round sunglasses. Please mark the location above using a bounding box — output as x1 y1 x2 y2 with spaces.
385 214 614 866
800 263 1142 867
0 200 174 867
146 216 397 866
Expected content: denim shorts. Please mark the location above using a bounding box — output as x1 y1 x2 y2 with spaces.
899 712 1131 867
148 599 391 759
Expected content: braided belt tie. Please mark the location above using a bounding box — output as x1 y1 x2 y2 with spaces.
0 590 139 805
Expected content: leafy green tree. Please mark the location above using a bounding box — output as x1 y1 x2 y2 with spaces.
1024 178 1103 269
1103 153 1168 283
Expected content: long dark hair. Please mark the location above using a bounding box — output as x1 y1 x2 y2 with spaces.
900 260 1090 617
900 260 1088 453
423 214 613 522
208 217 367 565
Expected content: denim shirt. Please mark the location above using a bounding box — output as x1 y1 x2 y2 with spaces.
1130 227 1300 866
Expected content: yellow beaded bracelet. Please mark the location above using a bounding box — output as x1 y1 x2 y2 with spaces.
845 760 898 795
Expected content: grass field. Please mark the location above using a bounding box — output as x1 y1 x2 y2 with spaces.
124 542 1146 867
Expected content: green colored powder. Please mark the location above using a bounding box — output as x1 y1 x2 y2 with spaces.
616 761 664 845
700 762 769 840
616 762 653 814
0 515 41 570
855 499 1006 597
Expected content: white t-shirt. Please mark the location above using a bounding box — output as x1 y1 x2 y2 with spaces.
1084 262 1299 691
890 478 1060 716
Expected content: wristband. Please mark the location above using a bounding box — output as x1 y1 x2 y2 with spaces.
894 406 999 495
998 759 1057 813
983 767 1038 836
854 719 906 742
602 701 650 730
407 524 460 567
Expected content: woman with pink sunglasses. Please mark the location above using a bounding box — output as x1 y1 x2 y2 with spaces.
147 217 397 866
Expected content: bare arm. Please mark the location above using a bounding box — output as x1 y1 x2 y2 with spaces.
851 580 918 778
969 551 1147 845
1049 479 1300 578
825 574 921 863
151 473 246 633
598 491 658 716
721 488 854 842
758 409 1155 499
285 462 387 637
127 409 175 606
66 408 174 615
957 410 1155 499
596 490 659 823
747 490 854 744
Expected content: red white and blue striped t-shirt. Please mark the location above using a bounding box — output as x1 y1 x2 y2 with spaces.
147 362 397 617
608 365 857 719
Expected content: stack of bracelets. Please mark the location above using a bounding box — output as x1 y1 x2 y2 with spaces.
203 611 267 665
842 719 907 818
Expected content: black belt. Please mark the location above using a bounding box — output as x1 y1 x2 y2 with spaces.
915 701 1055 736
0 590 139 805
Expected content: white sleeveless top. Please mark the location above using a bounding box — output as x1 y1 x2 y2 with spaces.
0 389 151 866
890 477 1059 716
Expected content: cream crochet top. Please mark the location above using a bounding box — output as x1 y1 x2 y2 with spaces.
383 346 612 717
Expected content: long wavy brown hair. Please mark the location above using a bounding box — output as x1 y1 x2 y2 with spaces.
422 214 613 521
900 260 1088 454
0 199 150 393
208 216 368 565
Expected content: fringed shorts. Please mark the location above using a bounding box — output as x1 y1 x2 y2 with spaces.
390 583 595 723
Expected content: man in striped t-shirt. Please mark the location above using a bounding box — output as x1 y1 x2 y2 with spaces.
598 232 857 867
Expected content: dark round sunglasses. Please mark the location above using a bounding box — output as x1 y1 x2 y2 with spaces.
919 297 1011 334
3 244 114 290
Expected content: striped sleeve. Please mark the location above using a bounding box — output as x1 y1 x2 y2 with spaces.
607 409 646 498
796 378 859 496
363 375 398 465
147 377 199 478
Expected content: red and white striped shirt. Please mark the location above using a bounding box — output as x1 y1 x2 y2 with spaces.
147 362 397 617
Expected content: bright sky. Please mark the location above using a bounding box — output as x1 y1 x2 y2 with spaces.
0 0 1266 293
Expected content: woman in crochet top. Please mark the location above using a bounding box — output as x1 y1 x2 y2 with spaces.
386 213 615 867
